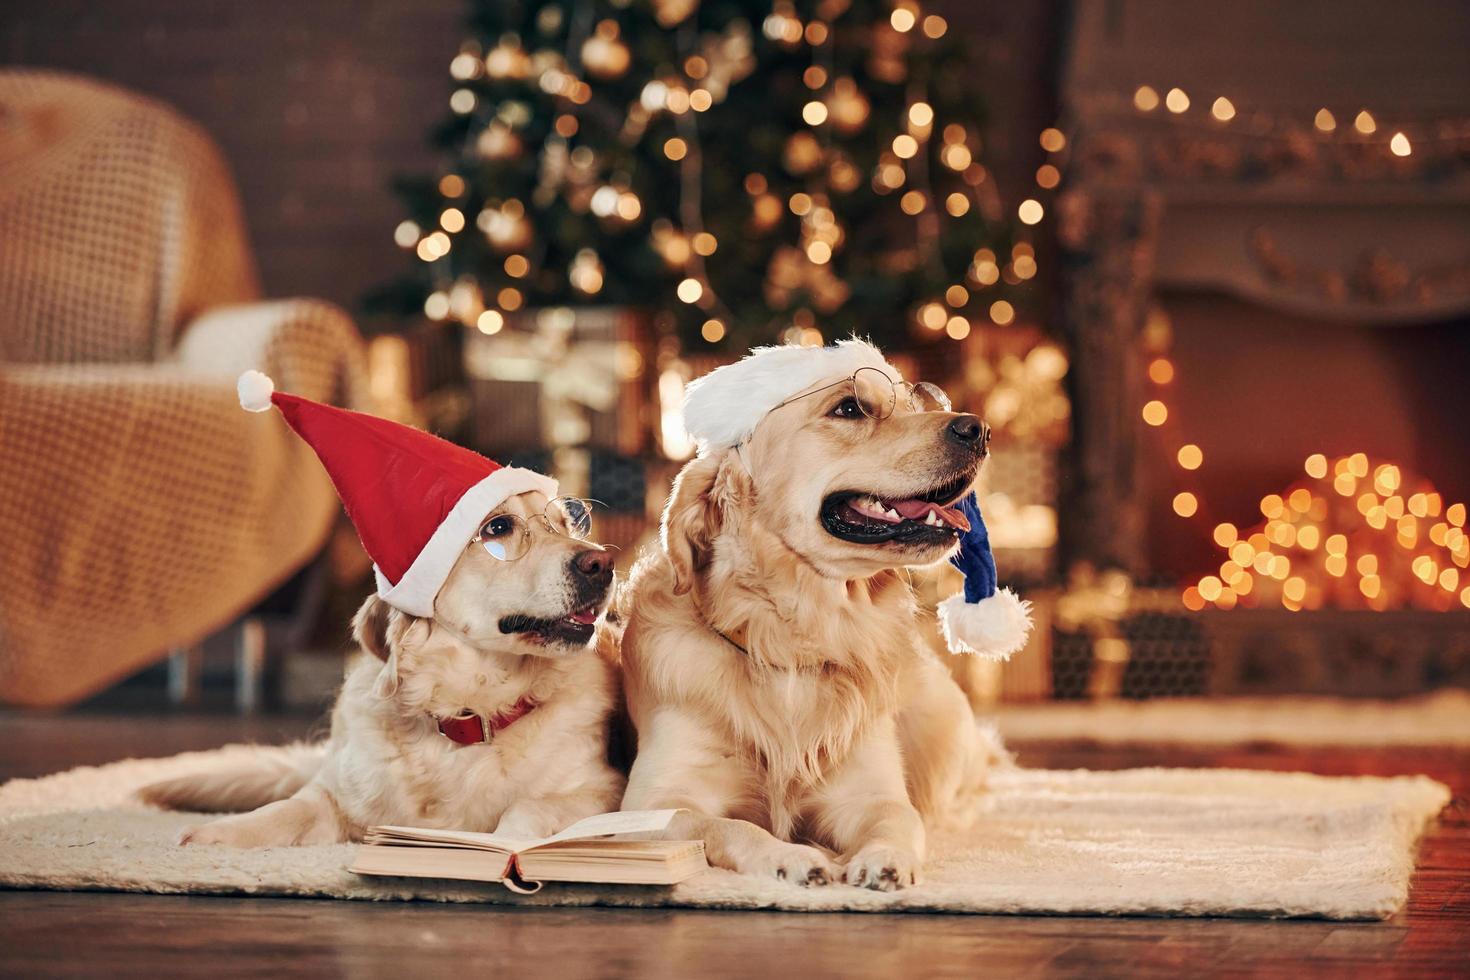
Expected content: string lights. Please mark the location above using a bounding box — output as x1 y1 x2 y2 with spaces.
1138 308 1470 613
380 0 1055 353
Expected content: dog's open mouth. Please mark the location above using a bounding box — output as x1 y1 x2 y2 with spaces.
820 471 974 545
498 600 603 646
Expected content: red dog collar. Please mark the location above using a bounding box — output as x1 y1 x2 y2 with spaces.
437 696 538 745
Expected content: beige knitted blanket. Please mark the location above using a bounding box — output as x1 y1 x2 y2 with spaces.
0 745 1448 920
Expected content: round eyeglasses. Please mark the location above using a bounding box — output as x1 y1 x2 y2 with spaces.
472 496 593 562
770 366 952 421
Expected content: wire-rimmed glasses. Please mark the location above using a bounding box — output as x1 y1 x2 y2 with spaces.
770 366 952 421
472 496 593 561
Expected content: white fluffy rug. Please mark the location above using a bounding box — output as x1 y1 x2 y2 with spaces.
991 690 1470 747
0 745 1449 920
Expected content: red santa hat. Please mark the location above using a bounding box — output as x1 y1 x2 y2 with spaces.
236 370 557 618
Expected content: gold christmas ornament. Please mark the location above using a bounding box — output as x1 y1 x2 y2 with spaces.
825 78 871 135
582 21 631 80
478 204 533 252
653 0 700 27
485 38 533 80
476 123 523 161
783 131 824 174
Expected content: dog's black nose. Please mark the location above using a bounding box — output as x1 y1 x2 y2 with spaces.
946 414 987 452
571 549 613 583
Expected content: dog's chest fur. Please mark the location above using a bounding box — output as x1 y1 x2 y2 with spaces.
321 650 612 834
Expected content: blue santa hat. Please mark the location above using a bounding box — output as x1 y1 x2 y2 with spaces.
937 492 1032 659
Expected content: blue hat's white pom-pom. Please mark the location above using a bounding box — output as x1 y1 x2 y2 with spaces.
939 588 1032 660
237 370 276 413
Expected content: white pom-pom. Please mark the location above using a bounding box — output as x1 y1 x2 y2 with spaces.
938 588 1033 660
237 370 276 413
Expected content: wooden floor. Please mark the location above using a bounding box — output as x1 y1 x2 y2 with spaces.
1 709 1466 979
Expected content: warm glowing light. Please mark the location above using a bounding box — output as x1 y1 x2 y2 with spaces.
1283 577 1306 602
393 220 420 248
1036 164 1061 189
945 193 970 216
677 278 703 303
1013 255 1037 279
1359 575 1381 599
908 102 934 128
1213 523 1238 548
890 7 916 32
450 88 476 114
802 101 829 125
1289 488 1312 513
1448 503 1467 527
1353 110 1376 134
922 14 947 38
497 287 522 311
919 302 946 330
1134 86 1160 112
1173 492 1198 518
438 174 466 197
1260 494 1285 519
1182 586 1205 611
439 208 465 233
476 310 504 334
1039 128 1066 152
789 192 813 215
1210 97 1236 121
554 114 578 137
942 143 973 171
1314 108 1337 132
1390 132 1412 156
1165 88 1190 113
1177 444 1203 470
701 318 725 343
690 89 713 112
664 137 688 161
900 191 926 215
945 316 970 340
945 284 970 307
806 241 832 264
1017 199 1044 225
1148 358 1175 384
1198 575 1222 601
504 254 529 277
892 134 919 158
1141 400 1168 426
693 232 717 255
988 300 1015 326
424 291 450 320
1305 453 1328 479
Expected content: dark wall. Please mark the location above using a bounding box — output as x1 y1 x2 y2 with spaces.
2 0 1058 322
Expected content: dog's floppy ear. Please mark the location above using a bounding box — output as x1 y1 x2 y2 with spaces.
661 452 727 596
352 594 403 699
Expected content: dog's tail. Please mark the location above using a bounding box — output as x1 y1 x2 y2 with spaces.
136 742 326 813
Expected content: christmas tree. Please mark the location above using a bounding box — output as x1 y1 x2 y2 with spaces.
371 0 1032 352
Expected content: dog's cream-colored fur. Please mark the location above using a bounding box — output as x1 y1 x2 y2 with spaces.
620 359 997 890
139 490 625 846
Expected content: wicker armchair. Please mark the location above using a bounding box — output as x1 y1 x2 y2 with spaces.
0 71 368 707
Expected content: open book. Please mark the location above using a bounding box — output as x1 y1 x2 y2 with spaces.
348 809 707 893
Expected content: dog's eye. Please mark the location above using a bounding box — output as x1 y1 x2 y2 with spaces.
830 397 865 420
481 516 516 538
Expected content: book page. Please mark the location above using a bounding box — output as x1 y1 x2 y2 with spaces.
364 809 684 854
525 808 684 851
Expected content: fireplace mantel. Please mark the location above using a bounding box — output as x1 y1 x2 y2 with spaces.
1055 0 1470 572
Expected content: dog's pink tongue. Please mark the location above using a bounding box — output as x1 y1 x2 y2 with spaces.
569 608 599 625
890 498 971 532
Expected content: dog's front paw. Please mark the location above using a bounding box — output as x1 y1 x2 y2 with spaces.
844 844 920 891
179 820 246 847
493 803 566 841
736 841 841 887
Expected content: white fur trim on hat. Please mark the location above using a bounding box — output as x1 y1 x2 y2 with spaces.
237 370 275 412
938 588 1032 660
682 339 899 453
372 466 560 618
